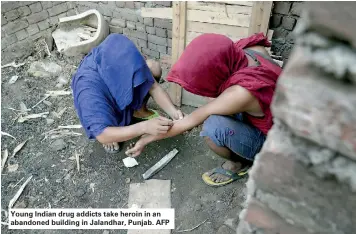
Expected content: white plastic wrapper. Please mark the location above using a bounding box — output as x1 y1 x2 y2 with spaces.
122 157 139 168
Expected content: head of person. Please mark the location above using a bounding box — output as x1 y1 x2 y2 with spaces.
146 59 162 82
166 34 237 98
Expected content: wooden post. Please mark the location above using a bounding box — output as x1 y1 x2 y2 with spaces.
248 1 273 36
260 1 273 35
169 1 187 107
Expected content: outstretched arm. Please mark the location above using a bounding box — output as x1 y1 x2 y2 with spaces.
96 116 173 144
149 81 184 120
126 85 258 156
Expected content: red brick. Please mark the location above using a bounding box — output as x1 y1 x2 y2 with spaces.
250 125 356 233
242 199 309 234
272 48 356 160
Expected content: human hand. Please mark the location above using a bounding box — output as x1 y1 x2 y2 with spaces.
170 109 185 121
143 116 173 135
125 135 150 157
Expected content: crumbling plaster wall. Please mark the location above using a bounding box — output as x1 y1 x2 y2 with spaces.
237 2 356 233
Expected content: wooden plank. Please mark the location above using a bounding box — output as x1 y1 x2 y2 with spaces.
141 8 250 27
182 90 208 108
187 21 249 38
273 59 284 67
128 180 171 234
169 1 186 106
186 31 243 45
187 9 250 27
142 149 178 180
187 1 252 15
267 29 274 40
260 1 273 35
248 1 263 35
204 1 253 6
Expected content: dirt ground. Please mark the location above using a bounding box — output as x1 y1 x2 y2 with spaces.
1 52 246 234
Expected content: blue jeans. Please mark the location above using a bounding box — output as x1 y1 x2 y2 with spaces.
200 114 266 161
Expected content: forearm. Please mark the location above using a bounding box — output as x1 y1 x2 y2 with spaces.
150 84 177 117
143 106 209 144
96 122 145 144
143 85 256 144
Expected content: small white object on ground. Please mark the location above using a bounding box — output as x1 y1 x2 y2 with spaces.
9 75 19 84
142 148 178 180
123 157 139 168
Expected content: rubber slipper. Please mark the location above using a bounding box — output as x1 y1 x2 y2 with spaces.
132 109 160 122
202 165 250 187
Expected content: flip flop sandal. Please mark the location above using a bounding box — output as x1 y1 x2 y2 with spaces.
103 143 120 154
202 165 250 187
132 109 160 123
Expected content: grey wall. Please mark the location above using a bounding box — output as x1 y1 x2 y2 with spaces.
1 1 173 65
269 1 305 63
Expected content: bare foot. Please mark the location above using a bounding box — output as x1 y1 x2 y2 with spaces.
204 161 246 183
103 142 120 153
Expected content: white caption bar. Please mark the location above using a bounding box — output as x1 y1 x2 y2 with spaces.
9 208 174 230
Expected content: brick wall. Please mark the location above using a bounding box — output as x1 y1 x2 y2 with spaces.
237 2 356 234
1 1 172 64
1 1 73 64
74 1 172 61
270 1 304 63
2 1 302 65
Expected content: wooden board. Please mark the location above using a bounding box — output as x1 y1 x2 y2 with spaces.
248 1 263 35
187 21 249 38
182 90 208 108
141 8 251 27
187 9 250 27
259 1 273 35
187 1 252 14
169 2 186 106
267 29 274 40
127 180 171 234
186 31 243 45
204 1 253 6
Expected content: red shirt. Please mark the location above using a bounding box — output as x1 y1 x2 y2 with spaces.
167 33 282 135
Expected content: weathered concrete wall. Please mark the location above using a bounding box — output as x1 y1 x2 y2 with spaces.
237 2 356 234
1 1 172 65
270 1 305 63
1 1 74 64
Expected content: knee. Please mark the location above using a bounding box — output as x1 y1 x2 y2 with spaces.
204 136 218 148
202 115 226 136
201 115 227 146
